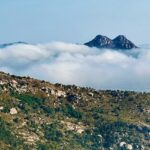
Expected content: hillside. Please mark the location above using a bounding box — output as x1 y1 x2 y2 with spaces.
0 72 149 150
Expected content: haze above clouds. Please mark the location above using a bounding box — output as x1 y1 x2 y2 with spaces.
0 0 150 44
0 42 150 91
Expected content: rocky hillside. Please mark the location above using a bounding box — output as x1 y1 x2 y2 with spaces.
84 35 138 49
0 72 149 150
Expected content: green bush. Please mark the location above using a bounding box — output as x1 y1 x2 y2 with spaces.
2 106 10 113
41 106 55 115
38 144 49 150
44 123 63 141
12 93 44 109
57 104 83 119
0 118 23 147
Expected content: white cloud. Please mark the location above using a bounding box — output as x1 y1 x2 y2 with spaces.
0 42 150 91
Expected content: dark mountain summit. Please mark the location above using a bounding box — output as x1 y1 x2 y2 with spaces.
85 35 138 49
84 35 114 49
112 35 138 49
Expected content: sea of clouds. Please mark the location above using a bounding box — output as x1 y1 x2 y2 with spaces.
0 42 150 91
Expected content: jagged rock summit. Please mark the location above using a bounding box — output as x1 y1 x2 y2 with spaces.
84 34 138 49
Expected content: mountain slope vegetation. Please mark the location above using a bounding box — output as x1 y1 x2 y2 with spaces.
0 72 149 150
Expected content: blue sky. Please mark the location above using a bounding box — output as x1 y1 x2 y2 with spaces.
0 0 150 45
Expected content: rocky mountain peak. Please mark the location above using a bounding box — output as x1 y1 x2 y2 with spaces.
84 35 113 48
113 35 127 40
84 34 138 50
112 35 138 49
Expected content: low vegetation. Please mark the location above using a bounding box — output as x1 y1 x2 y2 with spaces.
0 72 149 149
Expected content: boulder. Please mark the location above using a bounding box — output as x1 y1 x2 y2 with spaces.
10 108 18 115
67 94 78 102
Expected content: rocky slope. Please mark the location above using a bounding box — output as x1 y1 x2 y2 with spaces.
84 35 138 49
0 72 149 150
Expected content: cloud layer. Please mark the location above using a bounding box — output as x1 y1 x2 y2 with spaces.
0 42 150 91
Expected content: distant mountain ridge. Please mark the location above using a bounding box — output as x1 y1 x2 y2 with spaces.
0 35 138 50
0 41 28 48
84 35 138 49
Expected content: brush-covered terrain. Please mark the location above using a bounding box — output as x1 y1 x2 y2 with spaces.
0 72 149 150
